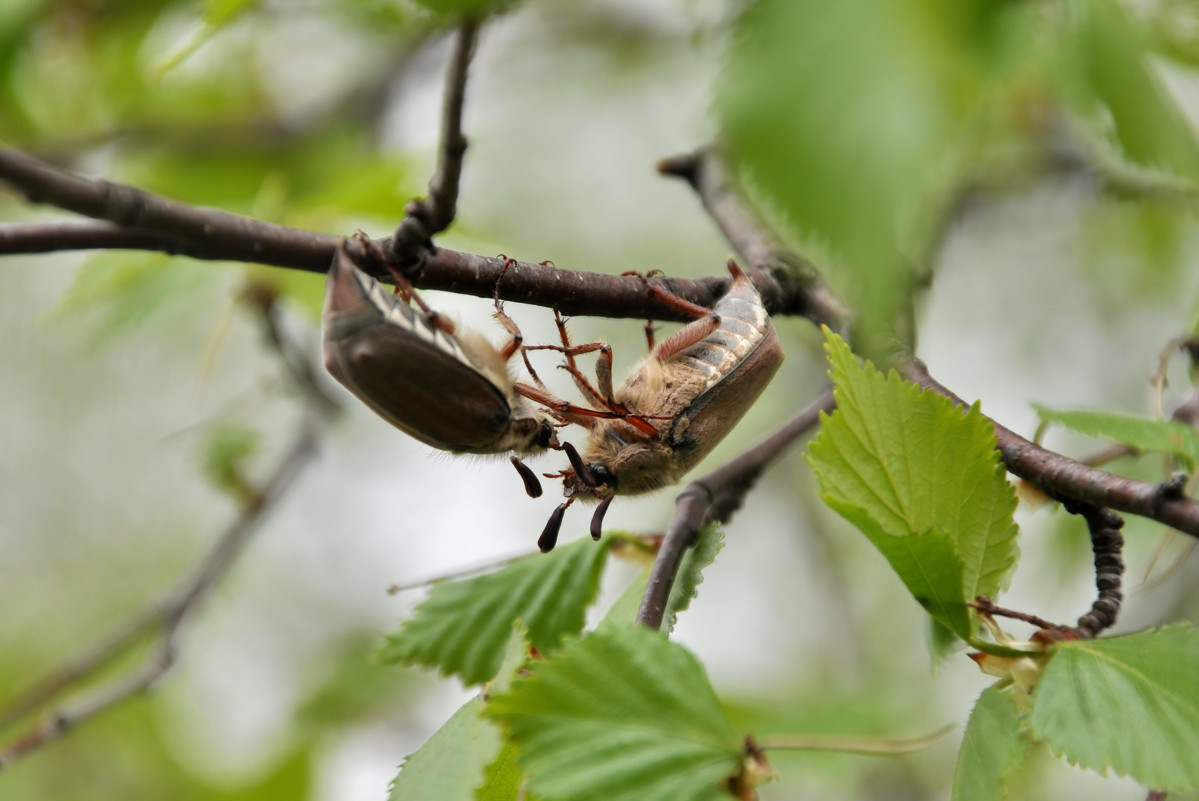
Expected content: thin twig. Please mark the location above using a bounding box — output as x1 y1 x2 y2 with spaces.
0 424 318 768
0 283 331 767
1063 502 1125 638
0 146 822 321
390 18 480 272
0 220 182 254
658 148 850 332
637 388 835 629
0 599 171 730
243 280 343 418
754 723 955 756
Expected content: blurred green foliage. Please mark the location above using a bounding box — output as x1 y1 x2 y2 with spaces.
719 0 1199 358
4 1 1199 799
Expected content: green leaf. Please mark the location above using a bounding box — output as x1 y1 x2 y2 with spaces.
1033 404 1199 471
818 498 972 635
379 539 610 685
806 330 1019 636
477 741 527 801
599 565 653 631
1028 624 1199 790
52 252 218 344
718 0 1007 355
488 626 743 801
1068 0 1199 183
390 695 502 801
951 686 1031 801
411 0 517 17
205 0 259 26
663 524 725 635
490 623 531 696
391 626 530 801
930 617 964 666
201 424 261 502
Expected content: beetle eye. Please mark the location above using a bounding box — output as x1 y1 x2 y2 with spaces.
589 464 616 490
534 420 557 449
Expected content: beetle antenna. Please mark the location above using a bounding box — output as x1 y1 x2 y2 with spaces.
562 441 598 487
510 456 543 498
539 500 572 553
590 493 614 541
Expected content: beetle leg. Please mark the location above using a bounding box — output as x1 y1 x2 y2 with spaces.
552 310 605 404
652 312 721 361
514 383 659 435
623 269 715 321
520 349 551 390
514 383 601 429
523 311 612 409
492 256 524 361
379 260 456 336
552 342 614 408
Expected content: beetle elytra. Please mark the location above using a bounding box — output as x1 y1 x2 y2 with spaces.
322 245 559 473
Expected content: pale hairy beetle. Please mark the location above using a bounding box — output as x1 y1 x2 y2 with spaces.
322 244 559 492
524 259 784 550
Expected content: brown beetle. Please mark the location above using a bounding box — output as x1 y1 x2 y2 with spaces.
322 246 559 480
526 259 784 550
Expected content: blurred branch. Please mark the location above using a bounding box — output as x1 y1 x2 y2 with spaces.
0 423 318 768
658 148 850 332
638 388 835 630
0 285 332 767
241 281 343 418
389 18 479 273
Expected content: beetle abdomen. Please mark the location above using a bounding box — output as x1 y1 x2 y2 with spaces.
674 278 773 395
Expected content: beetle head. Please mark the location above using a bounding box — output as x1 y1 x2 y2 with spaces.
560 441 616 498
535 443 617 552
507 412 561 455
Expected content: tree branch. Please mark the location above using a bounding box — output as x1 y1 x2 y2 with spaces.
0 147 832 323
662 144 1199 542
390 18 479 272
0 423 318 768
0 291 331 767
0 147 340 269
658 148 850 332
637 388 835 630
903 362 1199 540
0 220 182 255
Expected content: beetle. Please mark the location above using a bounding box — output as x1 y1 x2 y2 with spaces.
524 258 784 550
321 244 559 491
